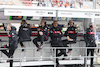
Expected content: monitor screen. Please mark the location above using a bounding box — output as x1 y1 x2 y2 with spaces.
10 16 25 20
26 16 40 20
42 17 53 21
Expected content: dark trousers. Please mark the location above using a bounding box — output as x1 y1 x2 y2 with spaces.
0 45 15 67
51 42 67 64
87 49 94 67
19 42 24 47
62 39 76 51
33 35 48 48
18 39 24 47
86 42 96 67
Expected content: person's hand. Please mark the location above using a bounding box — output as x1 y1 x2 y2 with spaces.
7 44 9 47
59 33 61 35
69 39 73 41
39 32 43 35
37 28 41 31
67 36 73 41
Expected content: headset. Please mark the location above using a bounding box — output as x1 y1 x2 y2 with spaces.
53 20 58 23
68 20 74 26
89 23 93 28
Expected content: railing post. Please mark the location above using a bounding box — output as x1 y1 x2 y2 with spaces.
54 48 56 67
20 58 21 67
85 47 87 67
20 50 22 67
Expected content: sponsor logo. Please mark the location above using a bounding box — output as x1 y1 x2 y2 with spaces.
61 13 72 15
88 32 95 35
36 11 45 14
48 12 53 14
95 14 100 16
8 11 22 13
54 31 61 34
67 31 75 34
8 34 11 37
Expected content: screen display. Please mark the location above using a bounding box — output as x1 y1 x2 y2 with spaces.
0 23 5 31
58 17 67 21
10 16 25 20
26 16 40 20
42 17 53 21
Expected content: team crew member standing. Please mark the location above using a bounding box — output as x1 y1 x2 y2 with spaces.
0 24 18 67
62 20 77 53
85 23 96 67
33 20 48 51
50 21 67 67
18 20 32 51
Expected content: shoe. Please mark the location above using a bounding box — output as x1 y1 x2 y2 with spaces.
7 56 13 62
21 46 25 52
39 44 43 49
62 58 66 60
91 65 95 67
56 63 60 67
7 60 10 62
37 47 42 51
67 49 72 53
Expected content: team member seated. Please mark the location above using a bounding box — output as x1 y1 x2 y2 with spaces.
62 20 77 53
50 21 67 67
33 20 48 51
0 24 18 67
18 20 32 51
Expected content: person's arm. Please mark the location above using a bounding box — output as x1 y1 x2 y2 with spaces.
44 27 48 36
9 32 17 47
50 28 62 37
37 26 41 32
64 28 73 41
18 26 21 36
64 28 69 37
29 27 32 36
86 29 94 43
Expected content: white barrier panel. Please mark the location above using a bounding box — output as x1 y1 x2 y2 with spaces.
58 11 100 18
4 9 56 17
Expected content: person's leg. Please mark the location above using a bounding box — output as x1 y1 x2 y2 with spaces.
58 43 67 57
40 35 44 45
9 49 15 57
33 38 40 48
0 45 9 57
37 35 48 51
9 49 15 67
87 49 90 56
20 42 25 51
56 49 59 66
90 49 94 67
62 39 72 53
62 39 69 47
51 44 59 67
20 42 24 47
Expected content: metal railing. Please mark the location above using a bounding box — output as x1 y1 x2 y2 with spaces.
0 47 100 67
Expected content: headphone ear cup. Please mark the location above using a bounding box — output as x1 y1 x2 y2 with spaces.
90 25 93 28
89 23 93 28
68 23 69 25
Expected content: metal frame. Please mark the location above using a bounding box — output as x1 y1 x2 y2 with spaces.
0 47 100 67
0 0 99 67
